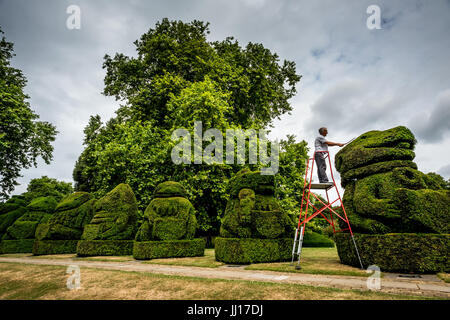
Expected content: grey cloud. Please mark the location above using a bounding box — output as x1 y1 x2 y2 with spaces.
1 0 450 196
411 89 450 143
438 164 450 179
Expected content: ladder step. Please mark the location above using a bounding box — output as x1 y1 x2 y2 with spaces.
309 183 334 190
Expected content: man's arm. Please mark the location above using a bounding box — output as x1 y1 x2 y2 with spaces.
325 141 345 147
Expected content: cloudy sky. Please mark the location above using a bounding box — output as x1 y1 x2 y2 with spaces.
1 0 449 196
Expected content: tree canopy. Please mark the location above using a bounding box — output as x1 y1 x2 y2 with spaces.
0 28 57 200
73 19 305 237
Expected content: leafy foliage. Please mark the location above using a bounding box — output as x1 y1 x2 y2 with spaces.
0 29 57 199
73 19 304 238
24 176 73 202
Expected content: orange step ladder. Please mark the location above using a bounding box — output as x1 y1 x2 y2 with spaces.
291 150 364 270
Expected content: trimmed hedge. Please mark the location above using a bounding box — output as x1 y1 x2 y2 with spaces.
220 170 294 239
133 238 206 260
27 196 58 212
393 188 450 234
334 233 450 273
303 231 335 248
153 181 188 198
227 169 275 197
33 240 79 255
35 195 96 241
0 207 27 237
335 126 416 183
135 181 197 242
81 184 138 241
76 240 134 256
0 239 35 253
214 237 293 264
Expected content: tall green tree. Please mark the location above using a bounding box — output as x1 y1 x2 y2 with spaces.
24 176 73 202
0 28 57 200
74 19 304 237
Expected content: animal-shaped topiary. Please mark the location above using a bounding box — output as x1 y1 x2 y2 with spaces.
3 196 57 240
220 168 294 239
81 184 138 241
35 192 96 241
0 195 29 240
135 181 197 241
335 126 449 234
215 168 295 264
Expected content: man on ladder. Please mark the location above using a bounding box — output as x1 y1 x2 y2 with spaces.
291 127 364 270
314 127 344 184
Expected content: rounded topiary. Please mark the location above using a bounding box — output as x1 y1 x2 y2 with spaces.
0 196 29 240
2 196 57 241
216 169 295 264
135 181 197 241
153 181 188 198
35 192 95 241
1 196 57 253
334 126 450 273
81 184 139 241
220 169 294 239
133 181 204 259
77 184 139 256
335 126 449 235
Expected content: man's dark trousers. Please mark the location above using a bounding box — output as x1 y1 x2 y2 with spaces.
315 153 329 183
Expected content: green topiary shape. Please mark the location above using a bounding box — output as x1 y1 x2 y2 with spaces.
2 196 57 240
81 184 139 240
220 169 294 239
35 192 96 240
335 126 449 234
0 196 29 239
135 181 197 241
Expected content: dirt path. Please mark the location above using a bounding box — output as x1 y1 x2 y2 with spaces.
0 256 448 298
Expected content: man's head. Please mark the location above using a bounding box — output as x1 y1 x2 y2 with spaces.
319 127 328 136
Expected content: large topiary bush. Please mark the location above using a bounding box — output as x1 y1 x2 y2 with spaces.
33 192 96 255
133 181 205 259
215 169 295 264
0 195 29 241
334 126 450 272
1 196 57 253
77 184 138 256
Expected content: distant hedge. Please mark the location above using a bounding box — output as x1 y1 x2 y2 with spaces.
77 240 134 256
133 238 205 260
215 237 293 264
0 239 35 253
303 231 335 248
33 240 79 255
334 233 450 273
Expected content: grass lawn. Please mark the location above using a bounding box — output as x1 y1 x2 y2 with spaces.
437 273 450 283
245 247 371 277
1 247 446 280
0 261 434 300
142 249 225 268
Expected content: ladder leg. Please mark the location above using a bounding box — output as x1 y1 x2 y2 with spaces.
291 228 299 265
351 234 364 270
295 226 304 270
